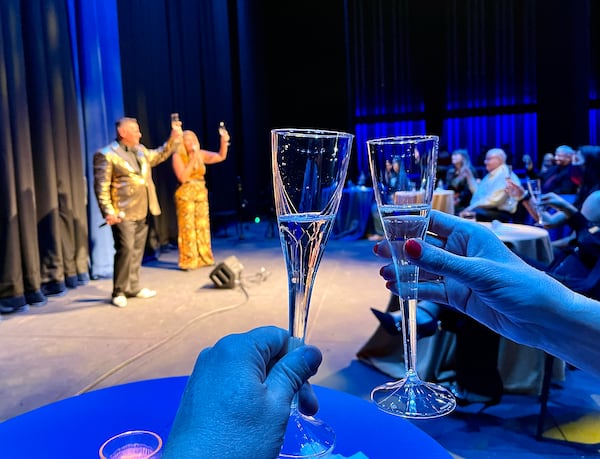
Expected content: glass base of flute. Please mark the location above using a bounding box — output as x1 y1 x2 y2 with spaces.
370 297 456 419
280 409 335 458
279 337 335 459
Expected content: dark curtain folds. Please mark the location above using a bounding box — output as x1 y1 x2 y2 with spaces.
115 0 349 227
0 0 89 310
0 0 41 310
116 0 240 244
346 0 596 172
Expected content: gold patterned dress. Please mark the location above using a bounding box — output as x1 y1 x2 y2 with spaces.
174 152 214 270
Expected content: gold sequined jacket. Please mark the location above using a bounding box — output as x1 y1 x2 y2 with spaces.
93 139 179 221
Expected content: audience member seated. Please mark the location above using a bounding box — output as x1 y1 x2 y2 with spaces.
535 191 600 297
540 145 582 194
523 152 554 182
538 152 555 180
522 154 537 179
444 149 478 214
508 146 597 241
459 148 526 223
539 145 600 245
436 148 451 184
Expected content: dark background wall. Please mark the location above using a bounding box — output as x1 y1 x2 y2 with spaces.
112 0 598 235
1 0 598 307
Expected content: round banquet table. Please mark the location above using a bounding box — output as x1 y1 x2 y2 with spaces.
0 376 451 459
478 221 554 264
332 185 373 241
432 189 455 215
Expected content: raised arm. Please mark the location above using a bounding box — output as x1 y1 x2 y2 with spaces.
375 210 600 378
202 126 230 165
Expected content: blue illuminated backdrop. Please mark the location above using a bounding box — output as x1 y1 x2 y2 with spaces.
345 0 600 178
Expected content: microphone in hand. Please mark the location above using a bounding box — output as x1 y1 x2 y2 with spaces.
99 211 125 228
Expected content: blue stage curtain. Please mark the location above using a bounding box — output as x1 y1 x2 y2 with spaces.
66 0 124 278
0 0 90 311
115 0 238 246
345 0 596 173
0 0 43 310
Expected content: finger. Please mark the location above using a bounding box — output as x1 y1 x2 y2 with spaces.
373 240 391 258
414 280 449 304
373 220 447 258
297 382 319 415
404 238 489 284
426 210 468 239
265 345 322 401
424 230 445 249
379 262 419 281
193 326 289 377
385 279 449 304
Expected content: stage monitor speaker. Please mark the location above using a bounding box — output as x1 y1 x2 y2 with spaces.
209 256 244 289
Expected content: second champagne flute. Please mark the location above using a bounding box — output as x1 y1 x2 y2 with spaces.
272 128 353 457
367 135 456 419
527 178 544 225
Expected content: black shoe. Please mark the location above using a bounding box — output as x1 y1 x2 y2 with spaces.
448 382 501 408
0 295 30 314
65 275 78 289
41 281 67 297
370 307 440 339
25 290 48 307
77 272 90 286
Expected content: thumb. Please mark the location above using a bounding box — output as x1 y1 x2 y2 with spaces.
266 345 322 399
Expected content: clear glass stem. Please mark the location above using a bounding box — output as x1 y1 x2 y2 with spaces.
287 259 314 412
400 296 419 379
397 264 419 379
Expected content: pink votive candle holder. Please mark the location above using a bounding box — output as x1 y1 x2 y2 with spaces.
99 430 162 459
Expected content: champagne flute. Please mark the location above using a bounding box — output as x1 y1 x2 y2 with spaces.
527 178 544 225
272 128 353 457
367 135 456 418
170 113 181 129
505 165 518 209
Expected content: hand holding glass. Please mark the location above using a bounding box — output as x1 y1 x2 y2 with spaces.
272 128 353 457
367 135 456 418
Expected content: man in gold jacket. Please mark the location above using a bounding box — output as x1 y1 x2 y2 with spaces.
94 117 182 307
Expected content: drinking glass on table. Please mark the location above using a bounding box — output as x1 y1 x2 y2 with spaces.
272 128 353 457
367 135 456 419
99 430 162 459
527 178 544 225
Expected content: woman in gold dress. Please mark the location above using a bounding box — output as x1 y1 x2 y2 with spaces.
172 127 230 270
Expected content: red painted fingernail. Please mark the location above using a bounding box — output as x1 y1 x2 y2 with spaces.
405 239 422 258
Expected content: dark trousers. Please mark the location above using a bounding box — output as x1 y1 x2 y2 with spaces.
111 218 149 297
442 310 504 397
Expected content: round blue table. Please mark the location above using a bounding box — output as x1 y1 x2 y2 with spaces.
332 185 373 240
0 376 451 458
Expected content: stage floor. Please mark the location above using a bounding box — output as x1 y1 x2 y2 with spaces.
1 222 598 458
